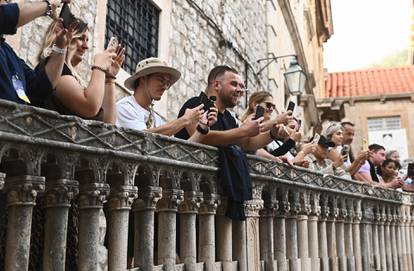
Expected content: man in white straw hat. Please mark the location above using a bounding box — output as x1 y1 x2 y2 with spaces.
116 57 215 137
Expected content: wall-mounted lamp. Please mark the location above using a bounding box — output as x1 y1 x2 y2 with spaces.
256 55 307 96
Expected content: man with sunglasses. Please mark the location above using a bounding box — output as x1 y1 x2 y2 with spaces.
0 0 74 104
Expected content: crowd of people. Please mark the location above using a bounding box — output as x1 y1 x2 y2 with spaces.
1 0 413 194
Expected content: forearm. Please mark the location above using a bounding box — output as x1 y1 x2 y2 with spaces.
292 150 306 164
347 160 364 176
242 131 273 152
147 117 188 136
83 70 106 114
199 127 248 146
44 52 66 88
17 1 49 28
256 148 280 161
101 82 117 124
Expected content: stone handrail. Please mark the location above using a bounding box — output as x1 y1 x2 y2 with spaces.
0 99 412 271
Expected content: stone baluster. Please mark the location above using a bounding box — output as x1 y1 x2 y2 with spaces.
178 191 203 270
216 199 233 267
245 195 264 271
41 154 79 271
106 164 138 271
274 188 290 271
352 199 363 271
372 205 381 270
397 208 406 270
133 186 161 270
157 188 184 270
3 148 45 271
385 207 394 271
411 207 414 271
318 194 330 271
198 193 219 271
391 207 400 271
361 202 374 270
233 219 247 271
259 190 277 271
404 205 413 270
344 198 355 271
327 196 339 271
378 206 387 271
286 190 300 271
336 197 347 271
297 190 311 271
308 192 321 271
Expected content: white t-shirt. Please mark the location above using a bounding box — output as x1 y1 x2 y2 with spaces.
116 96 165 131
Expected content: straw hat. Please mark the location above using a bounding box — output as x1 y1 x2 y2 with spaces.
124 57 181 91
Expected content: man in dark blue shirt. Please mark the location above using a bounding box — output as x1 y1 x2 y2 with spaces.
0 0 73 104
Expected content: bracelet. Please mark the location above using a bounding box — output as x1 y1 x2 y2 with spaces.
106 74 116 80
51 44 67 55
196 124 209 135
43 0 52 17
91 65 107 74
105 79 115 84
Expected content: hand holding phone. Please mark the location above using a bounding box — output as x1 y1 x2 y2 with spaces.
362 138 368 151
341 145 350 156
254 105 265 120
312 133 320 144
287 101 295 115
107 37 119 50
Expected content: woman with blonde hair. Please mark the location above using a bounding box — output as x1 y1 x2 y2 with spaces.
35 16 124 124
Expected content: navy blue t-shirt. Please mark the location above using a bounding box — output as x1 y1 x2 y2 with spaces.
0 4 53 104
175 95 237 140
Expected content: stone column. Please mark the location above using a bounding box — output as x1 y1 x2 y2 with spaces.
178 191 203 270
216 200 233 266
133 186 161 270
233 219 247 271
43 179 79 271
297 191 311 271
361 203 374 271
385 207 394 271
286 191 300 271
259 200 277 271
327 196 339 271
378 206 387 271
274 193 290 271
245 197 264 271
319 194 330 271
391 208 400 271
336 198 347 271
107 183 137 271
157 188 184 271
198 194 218 271
353 200 363 271
411 208 414 271
404 207 413 271
308 192 321 271
4 175 45 271
397 209 406 271
344 199 355 271
372 206 381 270
77 181 109 271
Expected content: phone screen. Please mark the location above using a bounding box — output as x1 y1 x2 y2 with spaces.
254 105 265 120
287 101 295 112
107 37 118 50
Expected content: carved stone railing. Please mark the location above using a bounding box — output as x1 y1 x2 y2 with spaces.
0 99 413 271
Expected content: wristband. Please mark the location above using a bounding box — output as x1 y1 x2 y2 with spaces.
43 0 52 17
105 79 115 84
106 74 116 80
196 124 209 135
269 129 277 140
51 44 67 55
91 65 107 73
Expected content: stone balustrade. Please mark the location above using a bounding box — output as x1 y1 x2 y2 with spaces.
0 99 413 271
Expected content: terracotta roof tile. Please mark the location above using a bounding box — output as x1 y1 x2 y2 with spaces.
324 65 414 97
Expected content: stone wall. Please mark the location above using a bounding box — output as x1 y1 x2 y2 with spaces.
168 0 270 118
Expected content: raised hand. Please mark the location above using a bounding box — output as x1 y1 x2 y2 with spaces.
241 114 263 137
106 45 125 78
93 48 117 71
183 104 205 126
54 19 79 49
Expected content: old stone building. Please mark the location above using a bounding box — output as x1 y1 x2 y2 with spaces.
6 0 332 134
318 65 414 160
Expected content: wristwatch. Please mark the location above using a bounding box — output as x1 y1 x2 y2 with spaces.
43 0 52 17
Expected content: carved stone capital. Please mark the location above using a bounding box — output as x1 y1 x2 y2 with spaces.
45 179 79 208
275 195 290 217
353 200 362 222
78 183 109 209
245 198 264 217
362 204 374 222
320 194 330 220
0 172 5 190
199 194 219 215
289 191 301 216
5 175 45 206
178 191 203 214
337 198 348 221
309 192 321 217
157 189 184 212
108 185 138 210
133 186 162 211
328 196 339 221
299 191 311 215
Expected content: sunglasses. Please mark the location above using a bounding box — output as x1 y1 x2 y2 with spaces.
261 102 276 110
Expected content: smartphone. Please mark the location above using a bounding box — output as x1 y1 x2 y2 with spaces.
107 37 119 50
362 138 368 151
287 101 295 114
199 92 215 111
59 3 75 28
408 163 414 177
254 105 265 120
341 145 350 156
296 119 302 132
312 133 320 144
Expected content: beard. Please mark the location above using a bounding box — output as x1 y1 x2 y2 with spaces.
218 90 239 108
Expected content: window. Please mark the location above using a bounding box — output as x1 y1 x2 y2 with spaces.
368 116 401 131
105 0 160 74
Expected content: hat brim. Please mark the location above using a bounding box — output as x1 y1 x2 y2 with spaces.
320 142 336 148
124 66 181 91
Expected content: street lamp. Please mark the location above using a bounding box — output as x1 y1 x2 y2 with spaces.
256 55 307 96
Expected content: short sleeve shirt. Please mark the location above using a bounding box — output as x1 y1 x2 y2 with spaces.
116 96 165 131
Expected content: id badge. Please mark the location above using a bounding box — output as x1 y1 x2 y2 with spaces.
12 74 31 104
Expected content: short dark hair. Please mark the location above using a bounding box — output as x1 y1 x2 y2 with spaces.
369 143 385 152
341 121 355 127
382 159 401 170
207 65 238 84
